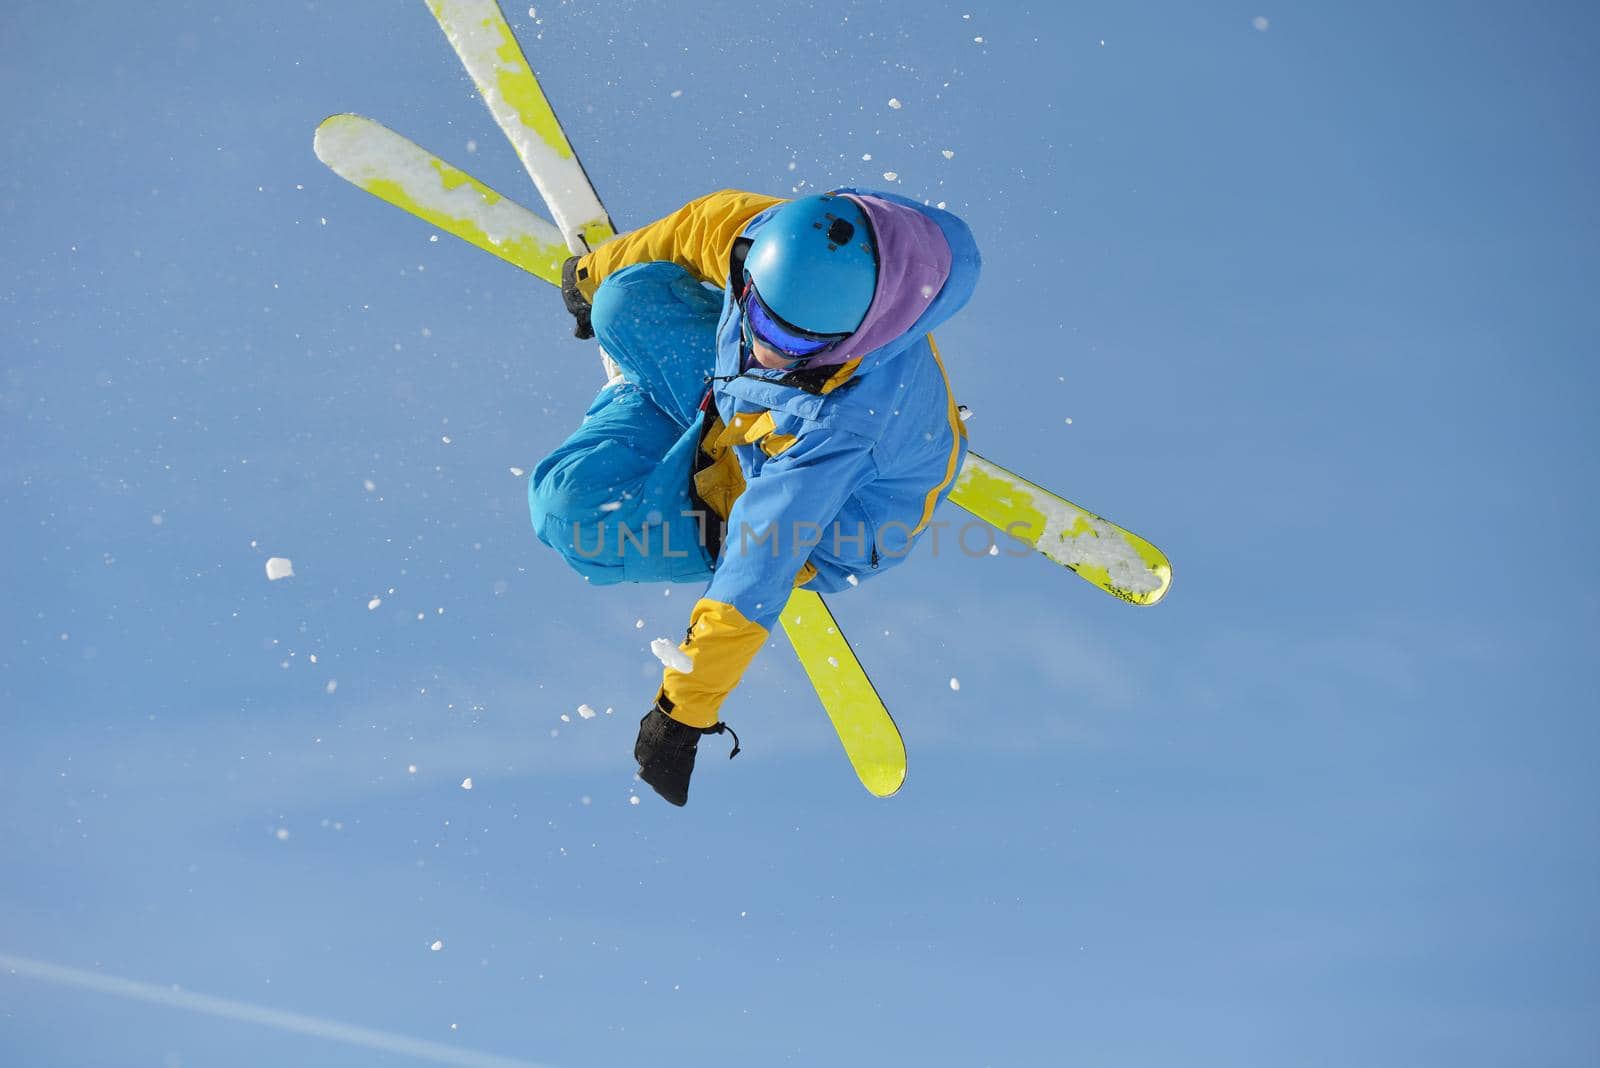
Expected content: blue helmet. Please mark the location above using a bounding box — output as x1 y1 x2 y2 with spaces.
744 194 879 336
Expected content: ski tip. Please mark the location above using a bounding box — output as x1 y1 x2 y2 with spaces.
314 112 362 134
858 753 907 798
860 773 906 798
1126 562 1173 606
872 772 907 798
312 113 365 160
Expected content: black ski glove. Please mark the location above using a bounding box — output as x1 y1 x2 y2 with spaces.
634 701 740 807
560 255 594 340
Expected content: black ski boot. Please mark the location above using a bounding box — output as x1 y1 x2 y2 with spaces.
634 703 740 807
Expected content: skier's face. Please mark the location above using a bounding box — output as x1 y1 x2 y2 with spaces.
750 338 801 370
740 276 849 370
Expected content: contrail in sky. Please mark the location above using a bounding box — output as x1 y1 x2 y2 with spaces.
0 952 554 1068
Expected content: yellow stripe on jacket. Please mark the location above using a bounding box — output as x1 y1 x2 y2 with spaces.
913 335 968 535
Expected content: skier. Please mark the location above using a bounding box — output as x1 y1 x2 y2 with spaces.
533 189 980 805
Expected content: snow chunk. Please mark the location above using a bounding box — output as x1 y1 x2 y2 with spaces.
265 557 294 581
510 467 525 477
367 597 382 611
324 680 338 695
578 704 597 720
942 149 956 159
1253 16 1270 31
651 638 692 673
460 777 473 791
431 940 444 951
883 171 899 182
949 677 961 691
888 97 902 109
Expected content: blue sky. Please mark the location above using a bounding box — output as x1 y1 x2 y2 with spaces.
2 1 1597 1065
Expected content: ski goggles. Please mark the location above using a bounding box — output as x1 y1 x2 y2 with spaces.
740 280 851 361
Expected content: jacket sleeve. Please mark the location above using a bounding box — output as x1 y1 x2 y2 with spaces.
573 189 785 301
658 428 878 728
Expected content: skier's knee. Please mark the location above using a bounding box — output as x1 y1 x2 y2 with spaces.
589 268 657 347
528 439 640 529
587 278 626 347
589 262 696 348
529 450 588 527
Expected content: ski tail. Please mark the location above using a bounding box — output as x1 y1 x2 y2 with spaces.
780 590 906 796
949 451 1172 606
425 0 616 254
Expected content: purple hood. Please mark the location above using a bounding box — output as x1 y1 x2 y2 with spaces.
805 193 954 369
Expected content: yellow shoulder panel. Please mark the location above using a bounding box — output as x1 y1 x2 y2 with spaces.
576 189 785 299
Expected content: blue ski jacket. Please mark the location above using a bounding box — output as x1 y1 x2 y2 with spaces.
569 189 981 727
